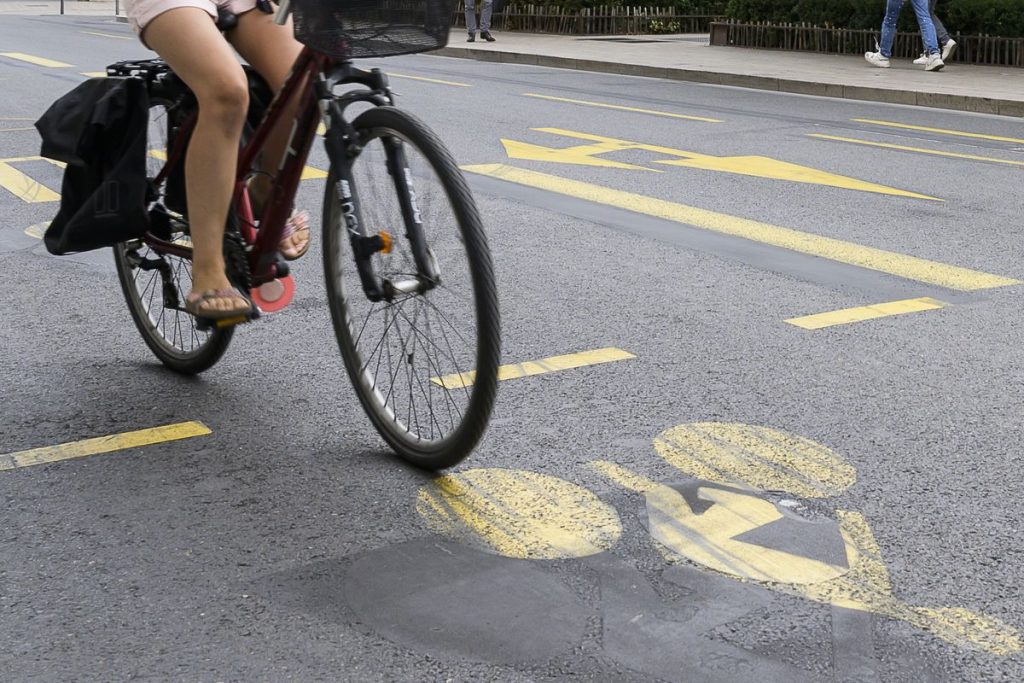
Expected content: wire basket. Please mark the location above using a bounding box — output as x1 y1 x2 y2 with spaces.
293 0 455 59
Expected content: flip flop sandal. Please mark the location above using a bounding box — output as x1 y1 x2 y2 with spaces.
280 209 311 261
184 288 254 321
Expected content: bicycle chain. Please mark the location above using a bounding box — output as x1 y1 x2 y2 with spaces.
223 228 253 294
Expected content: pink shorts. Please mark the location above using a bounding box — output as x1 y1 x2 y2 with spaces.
126 0 259 45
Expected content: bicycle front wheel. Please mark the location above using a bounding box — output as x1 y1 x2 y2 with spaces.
323 106 500 470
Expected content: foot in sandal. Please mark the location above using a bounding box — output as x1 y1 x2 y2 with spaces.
279 209 310 261
184 287 254 320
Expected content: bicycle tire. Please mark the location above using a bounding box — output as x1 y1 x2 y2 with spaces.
323 106 500 470
113 95 233 374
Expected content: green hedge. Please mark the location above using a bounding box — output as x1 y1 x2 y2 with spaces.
524 0 728 11
724 0 1024 37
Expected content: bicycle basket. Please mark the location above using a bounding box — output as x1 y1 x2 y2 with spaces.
292 0 455 59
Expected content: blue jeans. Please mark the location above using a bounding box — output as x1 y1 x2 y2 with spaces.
880 0 939 58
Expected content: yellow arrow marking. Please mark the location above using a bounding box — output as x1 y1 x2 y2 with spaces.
513 128 937 199
501 139 655 170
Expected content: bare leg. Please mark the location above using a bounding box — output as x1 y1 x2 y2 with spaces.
229 9 309 258
145 8 251 315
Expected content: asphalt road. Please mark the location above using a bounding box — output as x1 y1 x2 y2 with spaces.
2 14 1024 683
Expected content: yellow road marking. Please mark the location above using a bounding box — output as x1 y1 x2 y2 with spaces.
388 72 471 87
0 127 35 132
80 71 108 78
853 118 1024 145
591 422 1024 654
79 30 133 40
461 164 1019 291
417 468 621 559
504 128 938 199
0 157 62 202
432 347 635 389
522 93 722 122
24 222 48 239
786 297 946 330
0 52 72 68
809 134 1024 167
652 423 857 499
0 421 211 471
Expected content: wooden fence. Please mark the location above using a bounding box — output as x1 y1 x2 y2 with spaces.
710 22 1024 67
455 3 726 35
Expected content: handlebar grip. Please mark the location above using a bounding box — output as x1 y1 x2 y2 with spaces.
274 0 291 25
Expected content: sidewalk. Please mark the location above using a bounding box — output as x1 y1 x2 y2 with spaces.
438 31 1024 117
2 0 1021 117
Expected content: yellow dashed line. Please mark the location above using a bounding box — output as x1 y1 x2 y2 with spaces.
853 118 1024 145
80 71 108 78
388 72 471 87
461 164 1020 291
0 157 62 203
79 30 133 41
786 297 946 330
0 421 211 471
0 52 73 68
432 347 635 389
523 93 722 122
809 134 1024 167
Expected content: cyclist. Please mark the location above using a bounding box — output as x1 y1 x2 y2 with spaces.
125 0 311 319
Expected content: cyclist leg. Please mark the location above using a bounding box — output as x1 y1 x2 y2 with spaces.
144 8 252 316
228 9 310 259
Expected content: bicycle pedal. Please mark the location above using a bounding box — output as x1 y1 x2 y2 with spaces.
250 275 295 313
195 308 259 332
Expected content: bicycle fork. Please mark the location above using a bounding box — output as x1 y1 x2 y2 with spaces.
323 103 439 303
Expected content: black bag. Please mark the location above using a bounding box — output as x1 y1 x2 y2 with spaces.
35 77 150 255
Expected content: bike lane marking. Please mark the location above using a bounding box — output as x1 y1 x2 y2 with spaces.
0 156 63 203
461 163 1020 291
0 52 72 68
0 421 210 471
387 72 471 87
785 297 947 330
588 422 1023 656
522 93 722 122
808 134 1024 168
852 119 1024 146
432 346 635 388
417 468 622 559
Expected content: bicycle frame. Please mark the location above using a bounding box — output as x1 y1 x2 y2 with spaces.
145 46 435 297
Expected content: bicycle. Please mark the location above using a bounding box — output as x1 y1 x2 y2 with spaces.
108 0 501 470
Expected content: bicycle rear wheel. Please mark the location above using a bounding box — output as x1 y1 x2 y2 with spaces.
323 106 500 470
113 96 233 374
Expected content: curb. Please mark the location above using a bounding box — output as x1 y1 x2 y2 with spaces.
433 46 1024 117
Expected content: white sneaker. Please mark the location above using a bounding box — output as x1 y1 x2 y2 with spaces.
913 53 928 65
924 54 945 71
942 38 957 61
864 51 891 68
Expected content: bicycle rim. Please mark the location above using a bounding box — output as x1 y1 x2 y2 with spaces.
323 107 500 470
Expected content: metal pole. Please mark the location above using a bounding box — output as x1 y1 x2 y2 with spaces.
60 0 64 15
